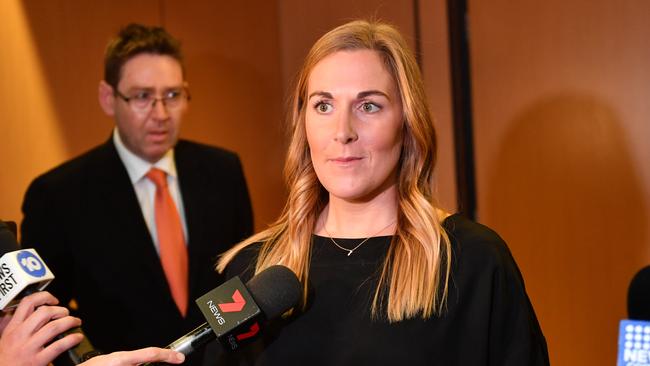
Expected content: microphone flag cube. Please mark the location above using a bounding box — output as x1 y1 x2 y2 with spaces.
196 276 262 351
0 248 54 310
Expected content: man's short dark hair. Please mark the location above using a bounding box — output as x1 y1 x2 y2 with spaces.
104 23 184 89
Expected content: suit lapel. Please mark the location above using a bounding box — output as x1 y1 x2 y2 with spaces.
90 139 171 297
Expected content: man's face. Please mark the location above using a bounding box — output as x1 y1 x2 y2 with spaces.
104 53 187 163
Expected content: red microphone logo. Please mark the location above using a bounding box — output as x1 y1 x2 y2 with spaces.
217 289 260 341
218 289 246 312
197 277 266 349
236 323 259 341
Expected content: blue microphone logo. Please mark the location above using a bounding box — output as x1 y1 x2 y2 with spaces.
17 251 46 278
619 320 650 366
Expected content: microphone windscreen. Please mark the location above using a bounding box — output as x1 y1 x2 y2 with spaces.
246 265 301 320
0 221 19 254
628 265 650 320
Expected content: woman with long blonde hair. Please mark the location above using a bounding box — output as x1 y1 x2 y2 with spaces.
218 20 548 365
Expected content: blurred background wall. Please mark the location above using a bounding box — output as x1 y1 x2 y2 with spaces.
469 1 650 364
1 1 649 364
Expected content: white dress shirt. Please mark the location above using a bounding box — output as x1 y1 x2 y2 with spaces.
112 128 188 254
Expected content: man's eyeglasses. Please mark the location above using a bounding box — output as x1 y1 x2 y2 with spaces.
115 88 190 112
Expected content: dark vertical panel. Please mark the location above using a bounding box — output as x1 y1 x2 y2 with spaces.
446 0 477 219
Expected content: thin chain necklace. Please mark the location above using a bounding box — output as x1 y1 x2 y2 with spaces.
323 220 396 256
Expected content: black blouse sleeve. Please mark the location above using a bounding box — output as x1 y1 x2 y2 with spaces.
486 240 549 365
445 214 550 366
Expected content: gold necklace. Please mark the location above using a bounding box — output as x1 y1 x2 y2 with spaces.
323 220 396 256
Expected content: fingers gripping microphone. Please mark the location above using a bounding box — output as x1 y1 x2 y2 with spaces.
145 265 301 364
0 220 99 365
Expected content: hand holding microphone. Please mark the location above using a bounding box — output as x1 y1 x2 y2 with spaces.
0 220 100 365
0 221 184 366
0 291 185 366
0 291 83 366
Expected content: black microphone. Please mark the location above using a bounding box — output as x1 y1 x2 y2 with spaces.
144 265 301 365
0 221 18 250
629 266 650 321
0 220 100 365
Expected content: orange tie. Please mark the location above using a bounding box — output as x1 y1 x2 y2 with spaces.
146 168 188 316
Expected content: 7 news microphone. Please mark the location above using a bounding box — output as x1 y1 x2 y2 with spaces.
618 266 650 366
144 264 301 365
0 220 99 365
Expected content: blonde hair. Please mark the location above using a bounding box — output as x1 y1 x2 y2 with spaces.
218 19 451 322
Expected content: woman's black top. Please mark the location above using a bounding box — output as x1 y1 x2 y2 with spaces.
220 213 549 365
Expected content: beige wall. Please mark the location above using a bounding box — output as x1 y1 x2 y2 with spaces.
277 0 416 91
418 0 457 212
0 1 134 225
470 0 650 364
162 1 286 229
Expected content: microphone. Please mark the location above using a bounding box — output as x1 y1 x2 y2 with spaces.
629 266 650 321
0 221 54 310
0 220 100 365
617 266 650 366
144 265 301 365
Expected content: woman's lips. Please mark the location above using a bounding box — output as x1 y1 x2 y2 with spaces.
330 156 363 165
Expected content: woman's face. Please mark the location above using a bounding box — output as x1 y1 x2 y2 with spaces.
305 49 404 203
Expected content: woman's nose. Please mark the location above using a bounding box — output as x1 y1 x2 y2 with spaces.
333 110 358 144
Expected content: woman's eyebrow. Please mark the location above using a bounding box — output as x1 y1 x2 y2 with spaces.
357 90 390 100
308 90 390 100
308 91 333 100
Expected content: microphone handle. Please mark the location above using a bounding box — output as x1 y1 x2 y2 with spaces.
143 322 215 366
52 327 102 366
19 288 101 365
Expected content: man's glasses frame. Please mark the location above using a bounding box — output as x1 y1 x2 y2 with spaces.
114 88 191 112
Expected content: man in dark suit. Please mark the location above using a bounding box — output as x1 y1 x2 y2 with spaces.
20 24 253 366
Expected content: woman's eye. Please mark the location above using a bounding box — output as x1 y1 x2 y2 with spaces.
316 102 333 113
361 102 380 113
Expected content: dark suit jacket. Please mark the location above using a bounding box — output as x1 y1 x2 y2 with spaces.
21 138 253 365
